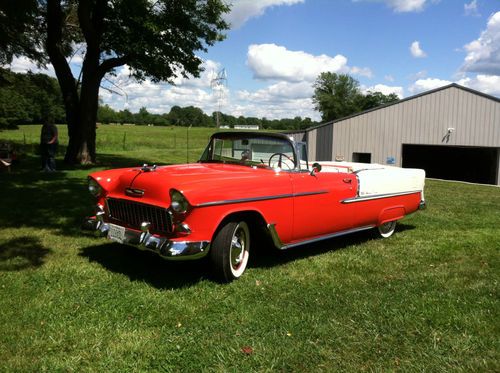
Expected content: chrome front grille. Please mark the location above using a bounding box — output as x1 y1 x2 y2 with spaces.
106 198 173 234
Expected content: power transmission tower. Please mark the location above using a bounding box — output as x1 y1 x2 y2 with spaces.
211 68 227 128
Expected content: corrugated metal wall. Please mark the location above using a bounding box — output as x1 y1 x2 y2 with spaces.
315 124 333 161
307 85 500 169
332 87 500 163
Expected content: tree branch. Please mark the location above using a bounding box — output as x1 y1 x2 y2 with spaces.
98 55 130 78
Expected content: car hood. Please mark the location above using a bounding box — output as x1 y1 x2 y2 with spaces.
91 163 292 207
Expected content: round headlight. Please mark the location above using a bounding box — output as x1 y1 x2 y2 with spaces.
88 178 103 197
170 189 189 213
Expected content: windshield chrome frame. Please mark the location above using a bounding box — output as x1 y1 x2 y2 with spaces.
198 132 303 172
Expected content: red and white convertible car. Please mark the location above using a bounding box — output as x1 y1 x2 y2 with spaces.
84 132 425 282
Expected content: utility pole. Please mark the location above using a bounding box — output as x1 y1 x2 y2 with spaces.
211 68 227 128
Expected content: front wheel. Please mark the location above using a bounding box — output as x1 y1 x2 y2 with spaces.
377 221 397 238
210 220 250 282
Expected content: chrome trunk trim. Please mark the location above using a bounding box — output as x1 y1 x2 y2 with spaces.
341 190 421 204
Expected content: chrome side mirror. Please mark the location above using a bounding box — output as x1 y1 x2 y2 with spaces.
310 162 322 176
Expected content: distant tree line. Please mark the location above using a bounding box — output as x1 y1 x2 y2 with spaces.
0 68 65 128
1 68 319 131
98 104 318 130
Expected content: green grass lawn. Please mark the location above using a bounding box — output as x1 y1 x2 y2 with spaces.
1 125 499 372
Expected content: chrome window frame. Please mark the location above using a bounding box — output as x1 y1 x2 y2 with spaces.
199 132 302 171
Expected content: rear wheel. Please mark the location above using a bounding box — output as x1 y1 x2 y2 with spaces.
377 221 397 238
210 220 250 282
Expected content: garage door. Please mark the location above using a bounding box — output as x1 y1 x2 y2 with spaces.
402 144 499 185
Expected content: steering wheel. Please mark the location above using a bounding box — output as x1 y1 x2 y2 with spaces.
268 153 295 169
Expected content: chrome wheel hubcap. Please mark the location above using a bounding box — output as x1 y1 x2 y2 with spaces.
231 228 246 269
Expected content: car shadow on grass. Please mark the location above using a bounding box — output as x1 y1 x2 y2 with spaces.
0 236 51 271
79 242 210 289
251 223 416 269
79 224 415 288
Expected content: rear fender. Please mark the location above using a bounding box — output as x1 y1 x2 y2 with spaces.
378 206 406 225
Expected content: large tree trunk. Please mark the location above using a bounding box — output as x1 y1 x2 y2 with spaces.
72 73 100 164
47 0 125 165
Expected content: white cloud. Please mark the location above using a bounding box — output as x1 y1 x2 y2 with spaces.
457 75 500 95
247 43 372 82
238 81 314 101
354 0 430 13
409 74 500 97
350 66 374 78
410 41 427 58
462 11 500 75
409 70 427 80
408 78 452 94
6 49 84 78
232 94 318 120
6 56 55 76
225 0 304 28
99 60 225 115
362 84 404 98
464 0 480 17
384 75 395 82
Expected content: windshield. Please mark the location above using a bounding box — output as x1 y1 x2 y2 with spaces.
199 133 297 169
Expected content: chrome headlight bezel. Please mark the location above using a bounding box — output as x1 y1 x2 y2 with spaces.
170 189 190 214
88 177 103 198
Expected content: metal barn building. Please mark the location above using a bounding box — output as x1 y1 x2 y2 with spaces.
291 84 500 185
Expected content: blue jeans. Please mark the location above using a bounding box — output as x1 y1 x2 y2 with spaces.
41 143 57 171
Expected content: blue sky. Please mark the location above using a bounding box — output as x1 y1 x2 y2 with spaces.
8 0 500 121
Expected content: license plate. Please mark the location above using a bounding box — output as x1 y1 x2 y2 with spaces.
108 224 126 243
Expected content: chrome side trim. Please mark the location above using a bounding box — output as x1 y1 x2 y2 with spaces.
196 190 328 207
266 223 375 250
266 223 284 249
341 190 421 204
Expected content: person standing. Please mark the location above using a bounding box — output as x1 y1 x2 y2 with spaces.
40 116 58 172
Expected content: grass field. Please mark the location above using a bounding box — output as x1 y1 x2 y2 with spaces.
0 124 499 372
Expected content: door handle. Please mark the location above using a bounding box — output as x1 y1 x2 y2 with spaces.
343 178 352 183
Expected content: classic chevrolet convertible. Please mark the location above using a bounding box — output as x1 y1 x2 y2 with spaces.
84 132 425 282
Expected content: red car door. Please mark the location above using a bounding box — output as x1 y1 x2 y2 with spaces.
289 171 357 243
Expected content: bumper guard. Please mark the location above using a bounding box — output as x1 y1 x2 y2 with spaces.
82 214 209 261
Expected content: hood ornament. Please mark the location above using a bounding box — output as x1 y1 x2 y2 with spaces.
125 188 145 197
141 164 157 172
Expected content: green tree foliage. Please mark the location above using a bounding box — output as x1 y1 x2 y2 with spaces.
0 0 229 164
0 0 45 65
358 91 400 111
168 106 214 127
313 72 399 122
0 68 65 128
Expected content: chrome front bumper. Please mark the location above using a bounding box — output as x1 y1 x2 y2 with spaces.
82 216 210 261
